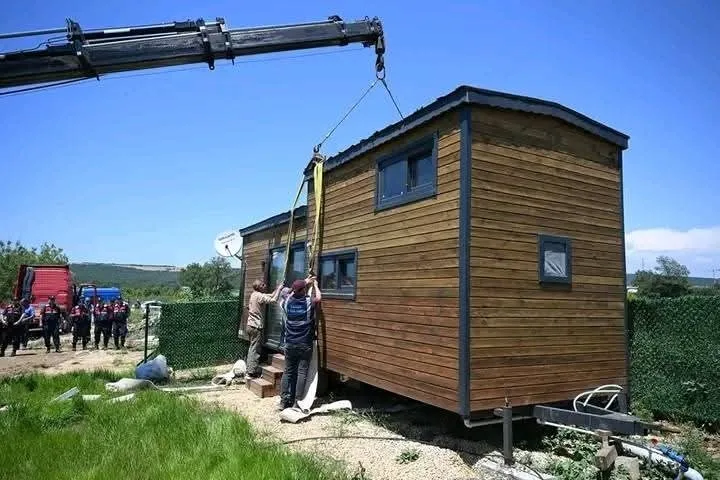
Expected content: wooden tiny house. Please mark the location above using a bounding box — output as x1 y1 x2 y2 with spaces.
239 85 630 421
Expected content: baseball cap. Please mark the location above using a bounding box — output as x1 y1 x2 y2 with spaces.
291 279 307 294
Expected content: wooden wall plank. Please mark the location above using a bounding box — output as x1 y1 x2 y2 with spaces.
469 105 626 413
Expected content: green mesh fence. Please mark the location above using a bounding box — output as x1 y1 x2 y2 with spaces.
156 300 248 370
629 296 720 423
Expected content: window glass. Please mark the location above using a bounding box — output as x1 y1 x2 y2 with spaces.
320 258 336 290
380 159 406 201
338 257 356 289
408 150 433 191
290 246 306 283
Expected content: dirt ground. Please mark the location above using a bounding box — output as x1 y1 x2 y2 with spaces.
0 337 143 378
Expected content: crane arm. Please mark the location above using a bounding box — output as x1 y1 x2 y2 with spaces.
0 16 385 89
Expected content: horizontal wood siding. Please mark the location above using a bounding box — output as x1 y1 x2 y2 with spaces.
309 112 462 412
239 219 307 334
469 106 626 412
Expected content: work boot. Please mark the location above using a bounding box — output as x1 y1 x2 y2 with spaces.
10 350 16 357
46 347 51 354
55 347 61 353
0 351 5 358
72 345 77 351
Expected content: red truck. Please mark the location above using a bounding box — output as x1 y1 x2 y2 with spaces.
13 264 96 335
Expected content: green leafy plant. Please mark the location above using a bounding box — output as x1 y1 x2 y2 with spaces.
395 448 420 464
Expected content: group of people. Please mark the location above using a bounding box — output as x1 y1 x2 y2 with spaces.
246 275 322 411
70 297 131 351
0 296 130 357
0 297 35 357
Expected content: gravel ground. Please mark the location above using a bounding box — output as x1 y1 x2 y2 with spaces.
191 371 541 480
0 334 143 377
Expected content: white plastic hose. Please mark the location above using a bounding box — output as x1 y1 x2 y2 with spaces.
573 384 624 412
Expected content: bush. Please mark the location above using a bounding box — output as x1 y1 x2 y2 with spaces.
156 300 248 369
629 296 720 424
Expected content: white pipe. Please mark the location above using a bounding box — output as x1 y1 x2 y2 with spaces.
463 415 534 428
573 384 623 412
621 442 703 480
538 420 704 480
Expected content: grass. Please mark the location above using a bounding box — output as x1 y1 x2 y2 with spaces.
0 371 347 480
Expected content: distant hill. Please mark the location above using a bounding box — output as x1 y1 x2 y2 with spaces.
627 274 715 287
71 263 181 288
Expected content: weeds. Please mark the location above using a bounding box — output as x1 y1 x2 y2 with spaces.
395 448 420 464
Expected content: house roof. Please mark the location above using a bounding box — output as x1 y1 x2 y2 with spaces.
238 205 307 237
305 85 629 177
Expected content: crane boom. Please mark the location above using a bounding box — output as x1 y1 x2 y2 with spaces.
0 16 385 89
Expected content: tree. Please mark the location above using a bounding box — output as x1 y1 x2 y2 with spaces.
178 257 235 298
205 257 233 296
178 262 208 298
634 255 691 298
0 241 69 300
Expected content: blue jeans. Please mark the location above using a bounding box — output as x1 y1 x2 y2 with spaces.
281 343 312 409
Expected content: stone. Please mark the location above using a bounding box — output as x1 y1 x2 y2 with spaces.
615 456 640 480
594 445 618 471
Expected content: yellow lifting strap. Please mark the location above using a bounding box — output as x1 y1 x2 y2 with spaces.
282 153 324 283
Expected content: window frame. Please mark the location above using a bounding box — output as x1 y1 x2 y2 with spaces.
318 248 358 300
375 133 438 211
537 234 573 285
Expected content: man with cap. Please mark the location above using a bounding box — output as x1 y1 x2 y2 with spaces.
112 297 130 349
41 296 63 353
279 276 322 411
0 298 22 357
70 300 91 351
93 300 111 350
244 280 286 380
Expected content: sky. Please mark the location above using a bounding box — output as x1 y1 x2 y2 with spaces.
1 0 719 276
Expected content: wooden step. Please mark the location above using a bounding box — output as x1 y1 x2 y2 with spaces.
271 353 285 370
246 377 277 398
261 364 283 384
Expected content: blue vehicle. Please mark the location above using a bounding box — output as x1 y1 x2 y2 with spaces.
79 286 122 303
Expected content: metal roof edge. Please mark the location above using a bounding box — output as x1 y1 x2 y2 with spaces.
239 205 307 237
305 85 629 178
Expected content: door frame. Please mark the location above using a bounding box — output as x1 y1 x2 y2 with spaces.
264 240 307 350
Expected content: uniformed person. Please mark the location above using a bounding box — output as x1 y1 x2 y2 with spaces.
71 301 91 351
41 296 62 353
112 297 129 349
17 298 35 349
0 298 22 357
93 300 111 350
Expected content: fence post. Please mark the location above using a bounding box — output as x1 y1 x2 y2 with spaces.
143 303 150 363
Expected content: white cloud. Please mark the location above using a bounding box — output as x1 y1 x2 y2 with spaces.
625 227 720 276
625 227 720 253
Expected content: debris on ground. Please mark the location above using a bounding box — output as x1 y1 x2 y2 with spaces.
280 400 353 424
105 378 158 393
135 354 169 381
210 359 246 386
51 387 80 402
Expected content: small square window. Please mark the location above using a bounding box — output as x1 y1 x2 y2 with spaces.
318 249 358 299
538 234 572 284
376 135 437 211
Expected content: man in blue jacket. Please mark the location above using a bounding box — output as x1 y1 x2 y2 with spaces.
280 276 322 410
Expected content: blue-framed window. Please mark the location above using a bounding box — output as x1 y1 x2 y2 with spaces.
538 234 572 285
375 134 438 211
318 249 357 300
